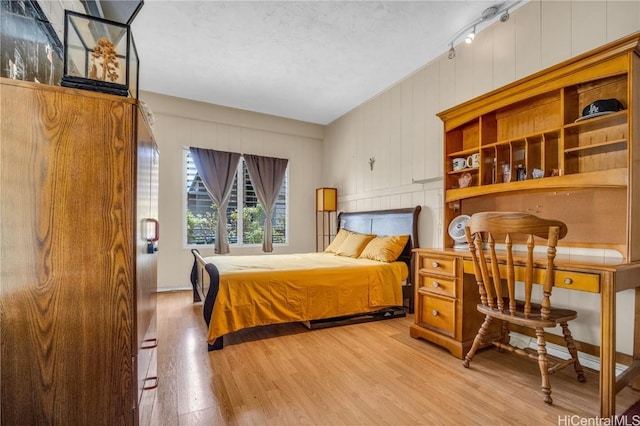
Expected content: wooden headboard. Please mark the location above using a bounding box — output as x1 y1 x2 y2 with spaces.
338 206 421 254
337 206 422 304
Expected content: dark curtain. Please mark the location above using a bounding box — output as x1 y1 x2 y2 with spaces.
189 147 241 254
243 154 289 252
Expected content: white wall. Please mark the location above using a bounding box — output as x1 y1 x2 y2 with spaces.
322 0 640 353
140 92 324 290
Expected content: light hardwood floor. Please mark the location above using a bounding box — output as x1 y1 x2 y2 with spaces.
149 290 639 425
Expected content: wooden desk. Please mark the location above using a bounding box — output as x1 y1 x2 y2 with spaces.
411 248 640 418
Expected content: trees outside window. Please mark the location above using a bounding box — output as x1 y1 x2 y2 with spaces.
185 150 287 246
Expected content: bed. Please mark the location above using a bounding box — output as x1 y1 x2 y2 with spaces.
190 206 421 350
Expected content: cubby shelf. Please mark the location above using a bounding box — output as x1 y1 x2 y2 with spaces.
564 138 627 155
446 148 479 157
479 129 561 150
564 109 627 130
447 167 478 175
444 168 628 203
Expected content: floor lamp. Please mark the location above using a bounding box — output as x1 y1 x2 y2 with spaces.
316 188 337 252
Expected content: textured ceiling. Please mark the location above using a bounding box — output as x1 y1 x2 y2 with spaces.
132 1 521 125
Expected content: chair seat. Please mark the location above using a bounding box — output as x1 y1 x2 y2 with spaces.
477 299 578 328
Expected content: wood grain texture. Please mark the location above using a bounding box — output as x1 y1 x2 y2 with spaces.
411 250 498 359
1 80 137 424
136 106 159 416
150 290 640 425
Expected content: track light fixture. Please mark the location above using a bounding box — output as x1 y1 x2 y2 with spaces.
446 1 522 60
465 26 476 44
500 8 510 22
448 43 456 59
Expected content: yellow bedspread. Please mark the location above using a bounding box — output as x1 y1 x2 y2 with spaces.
204 252 407 343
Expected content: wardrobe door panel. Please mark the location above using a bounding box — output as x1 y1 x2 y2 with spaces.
1 80 136 425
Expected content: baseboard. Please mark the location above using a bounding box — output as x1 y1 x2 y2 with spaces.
511 332 627 376
158 286 192 293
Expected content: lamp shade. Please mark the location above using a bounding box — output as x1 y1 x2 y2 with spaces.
316 188 337 212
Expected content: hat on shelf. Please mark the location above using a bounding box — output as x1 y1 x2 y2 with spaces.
575 98 625 122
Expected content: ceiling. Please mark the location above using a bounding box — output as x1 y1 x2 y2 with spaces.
131 1 522 125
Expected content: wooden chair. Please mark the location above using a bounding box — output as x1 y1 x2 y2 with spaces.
462 212 586 404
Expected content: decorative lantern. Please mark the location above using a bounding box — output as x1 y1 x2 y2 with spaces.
61 10 138 97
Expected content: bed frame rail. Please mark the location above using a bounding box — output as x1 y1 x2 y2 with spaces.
190 249 223 350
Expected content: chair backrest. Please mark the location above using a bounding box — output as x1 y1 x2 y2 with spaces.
464 212 568 320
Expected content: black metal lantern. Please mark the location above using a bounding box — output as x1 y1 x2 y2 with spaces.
61 10 138 97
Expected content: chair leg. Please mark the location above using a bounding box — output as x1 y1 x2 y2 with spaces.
499 320 510 347
463 316 493 368
560 322 586 383
535 327 552 404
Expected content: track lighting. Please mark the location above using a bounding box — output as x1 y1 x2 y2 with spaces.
465 26 476 44
448 43 456 59
446 1 522 60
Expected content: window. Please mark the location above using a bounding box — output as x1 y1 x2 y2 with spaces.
185 149 288 246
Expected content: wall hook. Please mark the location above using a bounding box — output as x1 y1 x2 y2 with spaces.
369 157 375 170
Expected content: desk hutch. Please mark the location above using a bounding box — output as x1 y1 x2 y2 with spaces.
410 33 640 418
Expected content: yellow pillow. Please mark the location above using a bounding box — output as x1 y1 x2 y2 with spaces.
324 229 352 254
335 232 376 258
358 235 410 262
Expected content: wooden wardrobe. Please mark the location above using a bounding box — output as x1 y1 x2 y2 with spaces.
0 78 159 424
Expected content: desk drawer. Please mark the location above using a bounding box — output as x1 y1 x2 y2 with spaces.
554 270 600 293
463 260 600 293
418 274 456 298
418 254 456 277
418 292 455 336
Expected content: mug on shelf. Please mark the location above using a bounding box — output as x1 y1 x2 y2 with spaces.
466 153 479 168
502 164 511 183
452 158 467 171
532 168 544 179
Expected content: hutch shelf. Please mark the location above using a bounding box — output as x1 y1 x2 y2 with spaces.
437 33 640 257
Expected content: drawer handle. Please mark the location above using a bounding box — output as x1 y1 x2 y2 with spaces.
431 261 439 268
432 281 439 288
141 338 158 350
143 376 158 390
432 309 439 317
564 278 573 285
